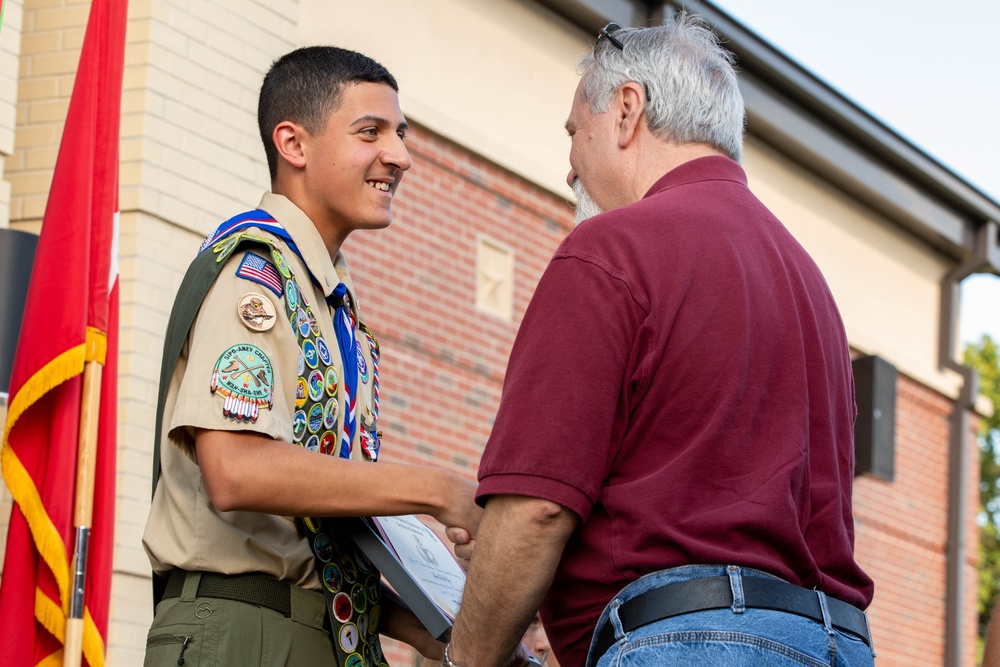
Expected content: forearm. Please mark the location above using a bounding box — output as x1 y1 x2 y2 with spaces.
449 495 577 667
196 429 471 524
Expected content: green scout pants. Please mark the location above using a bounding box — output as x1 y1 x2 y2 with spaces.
144 572 335 667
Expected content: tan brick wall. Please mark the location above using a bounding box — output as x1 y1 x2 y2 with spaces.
1 0 297 661
109 1 299 662
0 0 23 228
119 0 295 234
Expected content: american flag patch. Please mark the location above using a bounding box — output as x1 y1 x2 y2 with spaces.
235 251 284 296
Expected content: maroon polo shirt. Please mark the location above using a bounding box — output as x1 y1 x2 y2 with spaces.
476 156 874 667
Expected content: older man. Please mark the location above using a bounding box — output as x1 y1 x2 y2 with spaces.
446 15 875 667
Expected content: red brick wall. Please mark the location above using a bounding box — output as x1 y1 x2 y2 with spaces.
344 123 979 666
854 375 980 666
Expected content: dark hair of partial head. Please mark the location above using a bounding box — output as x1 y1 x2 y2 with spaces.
258 46 398 180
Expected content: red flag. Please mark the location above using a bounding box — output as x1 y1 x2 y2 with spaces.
0 0 126 665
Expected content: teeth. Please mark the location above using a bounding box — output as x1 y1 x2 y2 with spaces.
367 181 390 192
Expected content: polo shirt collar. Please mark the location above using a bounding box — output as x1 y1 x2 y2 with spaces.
643 155 748 199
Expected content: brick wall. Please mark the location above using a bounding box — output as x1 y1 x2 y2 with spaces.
0 0 23 228
854 374 981 666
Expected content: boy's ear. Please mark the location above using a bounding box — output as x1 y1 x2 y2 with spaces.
273 121 307 169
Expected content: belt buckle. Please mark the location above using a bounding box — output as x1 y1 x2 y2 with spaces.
862 609 876 656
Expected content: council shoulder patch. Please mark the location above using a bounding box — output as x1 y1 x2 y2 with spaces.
210 344 274 422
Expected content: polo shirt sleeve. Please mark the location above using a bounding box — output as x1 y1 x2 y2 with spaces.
476 251 646 522
168 253 298 458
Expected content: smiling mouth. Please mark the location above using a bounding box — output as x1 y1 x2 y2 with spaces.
366 181 390 192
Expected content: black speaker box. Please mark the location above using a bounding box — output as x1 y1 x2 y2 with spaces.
852 354 897 481
0 228 39 394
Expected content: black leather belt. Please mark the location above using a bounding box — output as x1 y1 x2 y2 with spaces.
162 570 293 617
592 575 872 661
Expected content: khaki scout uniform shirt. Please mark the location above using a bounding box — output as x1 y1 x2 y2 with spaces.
143 193 379 590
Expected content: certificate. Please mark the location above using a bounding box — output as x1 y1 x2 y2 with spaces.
371 514 466 619
337 515 463 639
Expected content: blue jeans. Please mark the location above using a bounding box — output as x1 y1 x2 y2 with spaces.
585 565 875 667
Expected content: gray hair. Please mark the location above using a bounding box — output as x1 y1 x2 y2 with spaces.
579 13 746 162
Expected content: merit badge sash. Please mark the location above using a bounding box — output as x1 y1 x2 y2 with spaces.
272 248 385 667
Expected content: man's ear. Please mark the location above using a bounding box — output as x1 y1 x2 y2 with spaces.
273 120 307 170
615 82 646 149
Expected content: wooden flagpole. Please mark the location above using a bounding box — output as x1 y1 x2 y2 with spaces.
63 357 103 667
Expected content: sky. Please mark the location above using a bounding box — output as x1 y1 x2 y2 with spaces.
709 0 1000 345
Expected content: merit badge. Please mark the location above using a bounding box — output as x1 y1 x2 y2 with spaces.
367 643 382 667
305 434 320 452
316 337 332 365
325 367 339 397
320 431 337 456
295 377 308 409
340 554 358 583
372 640 385 664
303 339 319 369
333 591 353 623
354 550 372 573
368 605 380 634
323 398 338 430
271 248 292 279
303 516 320 533
292 410 307 442
296 308 311 338
357 614 368 640
285 279 299 312
307 307 321 337
323 563 343 594
351 583 367 614
237 293 276 332
339 623 360 654
346 654 364 667
308 403 324 434
298 348 305 376
307 369 325 402
313 533 333 563
235 252 284 297
210 344 273 422
366 574 380 604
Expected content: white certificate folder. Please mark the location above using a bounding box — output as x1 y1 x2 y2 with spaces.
339 514 466 640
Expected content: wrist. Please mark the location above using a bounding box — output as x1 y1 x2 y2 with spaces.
443 642 464 667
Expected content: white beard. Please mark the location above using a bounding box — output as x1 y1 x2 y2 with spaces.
573 179 603 225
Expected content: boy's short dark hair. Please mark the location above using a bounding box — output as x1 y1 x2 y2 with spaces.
258 46 398 179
